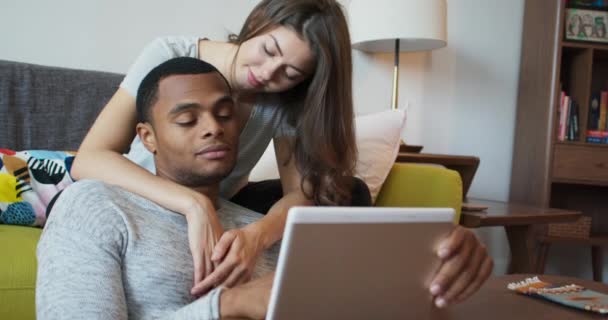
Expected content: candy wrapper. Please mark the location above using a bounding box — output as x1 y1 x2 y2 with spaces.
508 276 608 314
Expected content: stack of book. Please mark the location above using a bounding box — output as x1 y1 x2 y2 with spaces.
557 92 580 141
586 91 608 144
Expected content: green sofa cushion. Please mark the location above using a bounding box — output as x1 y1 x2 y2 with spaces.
0 225 41 320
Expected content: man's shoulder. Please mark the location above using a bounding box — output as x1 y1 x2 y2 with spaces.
45 180 132 236
60 180 128 205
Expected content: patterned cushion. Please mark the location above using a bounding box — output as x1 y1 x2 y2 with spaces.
0 149 75 227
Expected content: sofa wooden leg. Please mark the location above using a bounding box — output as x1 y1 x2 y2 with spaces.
591 245 603 283
535 242 550 274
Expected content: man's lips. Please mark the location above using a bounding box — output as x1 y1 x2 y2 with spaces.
195 144 231 160
247 69 263 88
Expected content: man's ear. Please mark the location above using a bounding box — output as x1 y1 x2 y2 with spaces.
136 122 158 154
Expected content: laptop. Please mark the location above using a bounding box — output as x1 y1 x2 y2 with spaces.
266 207 455 320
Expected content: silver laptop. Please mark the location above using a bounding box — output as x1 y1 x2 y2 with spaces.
266 207 455 320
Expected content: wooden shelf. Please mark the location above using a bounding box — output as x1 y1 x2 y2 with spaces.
562 40 608 51
511 0 608 237
555 141 608 148
552 177 608 187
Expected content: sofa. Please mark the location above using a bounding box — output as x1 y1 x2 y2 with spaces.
0 60 462 319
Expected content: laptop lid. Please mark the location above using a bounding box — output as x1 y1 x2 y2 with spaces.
266 207 455 320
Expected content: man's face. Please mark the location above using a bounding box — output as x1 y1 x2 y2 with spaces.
138 73 238 187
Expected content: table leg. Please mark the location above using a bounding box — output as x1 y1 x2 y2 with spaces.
505 225 534 274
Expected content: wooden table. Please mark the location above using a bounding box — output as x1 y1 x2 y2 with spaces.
229 274 607 319
440 274 608 319
460 198 582 274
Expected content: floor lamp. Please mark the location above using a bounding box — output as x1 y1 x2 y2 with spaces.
349 0 447 152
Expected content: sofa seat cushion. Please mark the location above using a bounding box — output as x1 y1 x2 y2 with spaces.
0 225 41 320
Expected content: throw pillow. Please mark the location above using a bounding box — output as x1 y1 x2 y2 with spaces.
0 149 75 227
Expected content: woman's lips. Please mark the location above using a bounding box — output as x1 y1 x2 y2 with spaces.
247 69 263 88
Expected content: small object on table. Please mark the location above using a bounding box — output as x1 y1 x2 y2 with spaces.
508 276 608 315
398 142 423 153
462 202 488 212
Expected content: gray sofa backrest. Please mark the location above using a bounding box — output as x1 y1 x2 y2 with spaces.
0 60 124 151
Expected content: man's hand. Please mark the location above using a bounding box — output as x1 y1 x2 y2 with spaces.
191 224 265 296
184 194 225 289
429 226 493 308
220 273 274 319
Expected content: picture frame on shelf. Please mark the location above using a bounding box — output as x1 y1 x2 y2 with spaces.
565 8 608 43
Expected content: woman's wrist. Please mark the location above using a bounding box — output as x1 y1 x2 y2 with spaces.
182 190 214 220
243 221 270 250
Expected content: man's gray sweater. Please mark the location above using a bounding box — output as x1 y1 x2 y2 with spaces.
36 180 278 319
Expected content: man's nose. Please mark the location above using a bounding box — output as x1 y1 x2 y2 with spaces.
200 116 224 138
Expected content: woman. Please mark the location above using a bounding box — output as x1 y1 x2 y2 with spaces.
72 0 360 293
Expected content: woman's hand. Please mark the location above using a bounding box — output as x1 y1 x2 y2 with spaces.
190 224 265 296
429 226 494 308
184 193 225 290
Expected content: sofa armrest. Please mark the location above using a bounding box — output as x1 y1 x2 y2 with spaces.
375 163 463 223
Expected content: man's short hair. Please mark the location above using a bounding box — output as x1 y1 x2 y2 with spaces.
136 57 231 124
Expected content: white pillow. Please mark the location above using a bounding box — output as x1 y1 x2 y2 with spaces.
353 109 407 202
248 109 407 203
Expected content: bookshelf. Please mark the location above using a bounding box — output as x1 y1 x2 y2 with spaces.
510 0 608 237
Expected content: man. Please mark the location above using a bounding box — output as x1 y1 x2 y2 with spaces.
36 57 274 319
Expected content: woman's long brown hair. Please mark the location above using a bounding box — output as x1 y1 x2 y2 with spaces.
232 0 356 206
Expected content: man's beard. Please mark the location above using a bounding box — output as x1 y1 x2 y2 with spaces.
172 167 232 188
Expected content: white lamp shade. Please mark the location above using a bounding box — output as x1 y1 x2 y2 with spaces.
349 0 447 52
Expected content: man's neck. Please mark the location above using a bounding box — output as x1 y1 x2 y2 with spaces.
188 185 220 209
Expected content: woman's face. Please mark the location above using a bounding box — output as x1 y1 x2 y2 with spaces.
236 26 316 93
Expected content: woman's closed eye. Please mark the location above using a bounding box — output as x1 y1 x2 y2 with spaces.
263 44 275 57
216 112 233 121
285 70 299 81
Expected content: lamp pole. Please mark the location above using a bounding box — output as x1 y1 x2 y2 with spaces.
391 39 400 110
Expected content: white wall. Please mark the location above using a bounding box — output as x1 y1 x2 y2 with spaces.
4 0 596 278
0 0 255 73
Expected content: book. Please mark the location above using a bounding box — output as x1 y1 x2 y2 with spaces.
566 98 574 141
508 276 608 315
586 130 608 143
600 91 608 131
559 95 570 141
570 100 580 140
589 92 600 131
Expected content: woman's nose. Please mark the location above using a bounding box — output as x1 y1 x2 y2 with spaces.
260 61 280 82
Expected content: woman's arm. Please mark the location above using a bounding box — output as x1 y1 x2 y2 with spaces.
71 88 223 285
72 89 200 214
251 136 313 247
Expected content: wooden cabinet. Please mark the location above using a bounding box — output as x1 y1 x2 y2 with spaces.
510 0 608 235
552 144 608 185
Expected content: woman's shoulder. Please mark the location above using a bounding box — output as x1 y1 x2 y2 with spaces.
120 35 203 97
141 35 201 58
